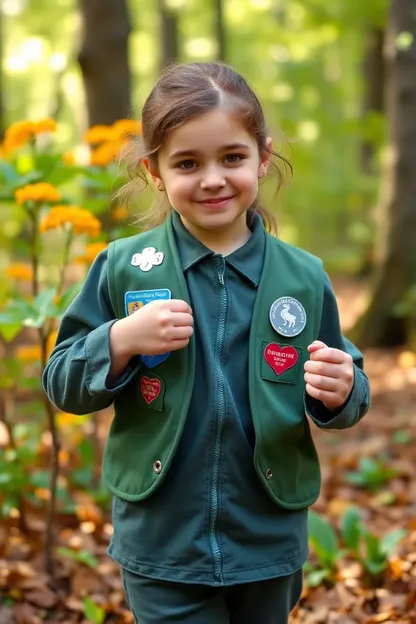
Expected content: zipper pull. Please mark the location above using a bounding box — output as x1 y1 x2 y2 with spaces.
215 255 225 285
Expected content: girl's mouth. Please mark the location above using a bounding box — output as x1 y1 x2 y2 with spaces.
197 196 234 207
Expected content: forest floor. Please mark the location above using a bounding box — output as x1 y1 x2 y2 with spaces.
1 279 416 623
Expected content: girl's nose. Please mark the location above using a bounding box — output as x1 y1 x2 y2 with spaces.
200 168 226 190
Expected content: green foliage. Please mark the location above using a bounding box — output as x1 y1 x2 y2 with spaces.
340 507 406 577
344 457 398 490
58 547 98 568
392 430 413 445
307 510 346 585
307 506 406 587
83 596 106 624
0 446 37 517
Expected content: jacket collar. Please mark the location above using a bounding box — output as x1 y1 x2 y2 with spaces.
171 209 265 287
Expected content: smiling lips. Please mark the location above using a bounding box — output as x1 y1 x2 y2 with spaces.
197 196 234 207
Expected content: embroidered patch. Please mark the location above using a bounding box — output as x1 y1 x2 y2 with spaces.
131 247 164 272
141 376 161 404
124 289 171 315
261 341 302 385
269 297 307 338
124 289 171 368
264 343 298 375
139 373 165 411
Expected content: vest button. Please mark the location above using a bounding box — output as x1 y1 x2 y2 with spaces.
265 468 273 480
153 460 162 474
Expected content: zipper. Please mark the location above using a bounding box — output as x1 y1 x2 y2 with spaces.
208 255 227 585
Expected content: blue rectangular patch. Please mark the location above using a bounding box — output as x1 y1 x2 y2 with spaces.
124 288 171 316
124 289 172 368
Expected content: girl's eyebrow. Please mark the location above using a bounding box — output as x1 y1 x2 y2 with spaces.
168 143 250 160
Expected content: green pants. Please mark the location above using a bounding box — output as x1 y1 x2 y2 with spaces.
121 568 303 624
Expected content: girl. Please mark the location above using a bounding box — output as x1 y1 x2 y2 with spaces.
43 62 370 623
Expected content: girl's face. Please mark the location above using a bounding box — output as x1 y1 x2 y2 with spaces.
154 108 271 244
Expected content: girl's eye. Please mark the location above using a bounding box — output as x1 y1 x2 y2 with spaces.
224 154 244 164
177 160 196 170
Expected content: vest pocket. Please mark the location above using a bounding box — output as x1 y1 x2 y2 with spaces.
261 341 303 385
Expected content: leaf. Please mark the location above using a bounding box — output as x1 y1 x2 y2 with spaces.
380 529 406 556
46 165 80 186
0 161 20 186
71 466 94 488
33 153 60 176
308 510 339 567
341 506 363 555
56 281 82 313
83 596 105 624
0 323 22 342
78 439 95 465
362 558 386 576
392 430 413 444
306 568 331 587
29 469 50 489
58 547 98 568
345 457 397 490
0 299 34 325
19 377 42 390
33 288 59 319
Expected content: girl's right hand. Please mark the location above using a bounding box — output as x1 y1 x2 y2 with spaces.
110 299 194 358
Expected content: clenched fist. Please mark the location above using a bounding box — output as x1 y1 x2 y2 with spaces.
304 340 354 410
110 298 193 362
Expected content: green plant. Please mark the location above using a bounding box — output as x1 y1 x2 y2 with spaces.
307 509 346 586
344 457 397 490
83 596 106 624
58 547 98 568
341 506 406 578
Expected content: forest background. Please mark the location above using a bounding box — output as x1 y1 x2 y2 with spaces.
0 0 416 622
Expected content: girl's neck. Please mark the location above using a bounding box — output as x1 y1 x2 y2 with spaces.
180 215 252 256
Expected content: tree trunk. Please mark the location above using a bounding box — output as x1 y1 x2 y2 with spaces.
356 28 385 278
351 0 416 348
78 0 132 127
214 0 226 61
158 0 180 70
360 28 385 174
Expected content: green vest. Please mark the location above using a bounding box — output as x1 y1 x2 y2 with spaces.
104 214 325 510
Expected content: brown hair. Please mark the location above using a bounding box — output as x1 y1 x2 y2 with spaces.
117 62 292 235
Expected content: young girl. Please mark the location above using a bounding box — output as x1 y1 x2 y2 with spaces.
43 62 370 623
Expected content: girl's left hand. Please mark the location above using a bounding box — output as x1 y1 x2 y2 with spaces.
304 340 354 410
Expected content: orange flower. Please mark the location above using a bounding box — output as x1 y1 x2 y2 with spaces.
40 205 101 238
15 183 61 206
84 125 116 145
5 263 33 281
90 140 127 167
62 151 75 166
3 118 57 155
75 241 108 265
34 118 57 133
85 120 142 146
112 119 142 139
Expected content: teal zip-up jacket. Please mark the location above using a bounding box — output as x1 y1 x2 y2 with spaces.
43 211 370 586
43 212 370 512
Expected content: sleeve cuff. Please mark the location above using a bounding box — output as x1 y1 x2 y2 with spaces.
304 365 368 430
85 320 141 395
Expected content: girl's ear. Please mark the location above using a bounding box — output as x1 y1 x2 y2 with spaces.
258 137 273 179
143 158 165 191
